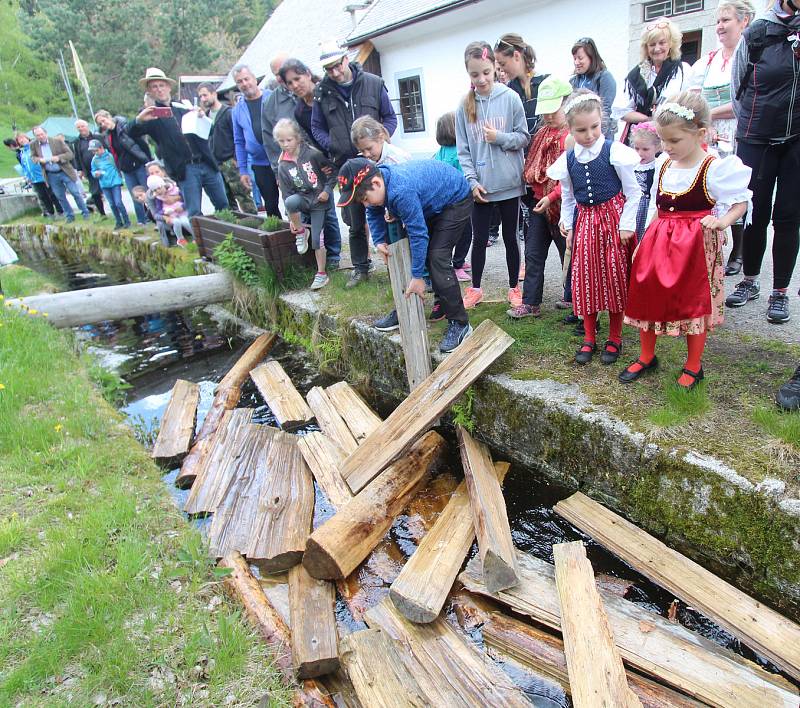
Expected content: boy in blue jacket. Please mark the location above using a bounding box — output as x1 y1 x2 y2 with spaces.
337 157 473 353
89 139 131 230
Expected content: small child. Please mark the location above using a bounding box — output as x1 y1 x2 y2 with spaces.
274 118 335 290
146 175 191 246
338 157 473 353
351 116 411 165
144 161 175 247
630 122 661 242
89 139 130 230
621 91 751 389
547 90 642 365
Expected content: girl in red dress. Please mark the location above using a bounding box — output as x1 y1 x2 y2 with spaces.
547 90 642 365
621 91 751 389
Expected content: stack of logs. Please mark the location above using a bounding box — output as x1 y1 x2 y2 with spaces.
152 322 800 707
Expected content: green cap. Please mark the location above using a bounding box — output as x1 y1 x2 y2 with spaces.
534 76 573 115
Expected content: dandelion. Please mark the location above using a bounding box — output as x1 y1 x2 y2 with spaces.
54 424 63 433
0 383 5 390
42 313 49 317
29 309 38 315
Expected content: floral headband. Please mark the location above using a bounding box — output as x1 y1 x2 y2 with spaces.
657 103 695 121
563 93 602 114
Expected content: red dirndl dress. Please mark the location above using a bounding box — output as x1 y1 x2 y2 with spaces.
625 155 718 330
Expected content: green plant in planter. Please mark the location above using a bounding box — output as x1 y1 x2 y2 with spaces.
214 208 238 224
214 233 260 287
262 215 285 232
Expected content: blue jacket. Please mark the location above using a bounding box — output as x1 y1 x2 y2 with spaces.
366 160 470 278
232 90 272 171
90 151 123 189
18 144 44 184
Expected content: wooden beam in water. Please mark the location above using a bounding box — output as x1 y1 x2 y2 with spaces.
151 379 199 463
323 381 381 444
306 386 358 456
296 432 352 510
250 360 314 431
288 564 339 679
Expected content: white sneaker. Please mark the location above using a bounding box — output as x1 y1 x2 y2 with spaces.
310 272 329 290
295 228 309 254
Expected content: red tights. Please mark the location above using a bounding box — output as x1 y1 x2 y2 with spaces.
627 329 707 386
582 312 623 349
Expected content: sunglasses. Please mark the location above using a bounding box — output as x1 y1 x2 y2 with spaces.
494 38 515 52
324 58 346 74
646 20 670 30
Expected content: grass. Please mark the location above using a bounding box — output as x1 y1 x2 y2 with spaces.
0 271 290 706
0 264 57 297
320 268 394 319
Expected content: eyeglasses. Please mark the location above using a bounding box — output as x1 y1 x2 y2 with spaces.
646 20 670 30
324 58 346 74
574 37 593 45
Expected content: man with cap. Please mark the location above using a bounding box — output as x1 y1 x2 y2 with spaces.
130 67 228 217
70 119 106 217
313 41 397 288
89 138 130 231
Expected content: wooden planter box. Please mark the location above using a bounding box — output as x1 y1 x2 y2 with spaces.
192 211 315 280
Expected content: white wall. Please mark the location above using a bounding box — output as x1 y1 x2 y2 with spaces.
369 0 631 157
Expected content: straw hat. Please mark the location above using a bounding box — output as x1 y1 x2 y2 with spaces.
139 67 177 90
319 40 347 68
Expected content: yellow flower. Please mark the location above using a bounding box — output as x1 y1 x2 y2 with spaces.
42 313 49 318
29 309 38 315
0 383 5 390
0 294 4 300
54 424 63 432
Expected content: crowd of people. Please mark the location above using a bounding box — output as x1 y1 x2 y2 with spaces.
1 0 798 411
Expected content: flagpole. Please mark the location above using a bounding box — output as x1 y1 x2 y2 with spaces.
69 41 95 120
58 50 79 120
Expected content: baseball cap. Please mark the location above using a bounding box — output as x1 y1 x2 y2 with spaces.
88 139 103 151
534 76 573 115
337 158 380 207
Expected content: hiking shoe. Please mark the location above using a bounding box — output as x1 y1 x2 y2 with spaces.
767 291 790 324
177 238 188 247
776 365 800 411
463 287 483 309
508 286 523 308
374 310 399 332
295 227 309 254
429 302 446 321
725 279 760 308
454 267 471 282
346 269 370 289
507 303 540 319
310 272 329 290
462 261 471 271
439 320 472 353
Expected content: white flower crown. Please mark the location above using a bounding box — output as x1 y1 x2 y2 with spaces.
657 103 696 121
563 93 602 114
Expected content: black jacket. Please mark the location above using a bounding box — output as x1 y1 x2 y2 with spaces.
70 132 106 175
129 102 218 182
106 116 151 173
508 74 550 135
209 103 235 164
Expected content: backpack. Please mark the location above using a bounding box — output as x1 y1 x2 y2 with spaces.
735 19 794 101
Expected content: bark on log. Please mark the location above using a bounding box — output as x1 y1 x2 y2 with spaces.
288 564 339 679
151 379 199 463
250 360 314 431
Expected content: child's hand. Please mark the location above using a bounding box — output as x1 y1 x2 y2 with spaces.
472 184 488 203
700 215 724 231
565 229 573 250
317 191 329 203
405 277 426 300
532 196 550 214
619 229 634 244
482 122 497 143
376 242 390 264
384 211 396 223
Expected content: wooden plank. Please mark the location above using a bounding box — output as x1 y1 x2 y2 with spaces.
303 431 445 580
323 382 381 444
151 379 199 462
176 333 276 488
306 386 358 456
340 319 514 493
288 564 339 679
389 461 510 623
297 432 352 510
387 237 432 391
365 597 530 707
458 426 518 593
554 492 800 683
553 542 641 708
459 551 798 708
250 360 314 431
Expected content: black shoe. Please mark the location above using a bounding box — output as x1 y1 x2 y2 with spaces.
726 279 760 308
573 318 602 337
725 259 743 276
574 341 597 365
374 310 399 331
429 302 446 322
346 269 370 289
776 365 800 411
440 320 472 353
767 292 790 324
678 367 704 391
563 313 580 325
600 340 622 365
619 356 659 383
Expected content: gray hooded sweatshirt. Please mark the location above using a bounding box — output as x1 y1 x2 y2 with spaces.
455 82 530 202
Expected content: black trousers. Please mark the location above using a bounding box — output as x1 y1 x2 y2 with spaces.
342 201 372 273
471 197 521 288
427 195 473 324
32 180 62 215
251 163 281 217
738 138 800 289
522 211 566 306
86 175 106 216
452 220 472 269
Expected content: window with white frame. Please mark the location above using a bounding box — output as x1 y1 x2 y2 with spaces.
397 74 425 133
643 0 703 22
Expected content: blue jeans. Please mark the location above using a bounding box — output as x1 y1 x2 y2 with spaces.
48 171 89 219
179 162 229 217
102 185 130 227
122 165 149 225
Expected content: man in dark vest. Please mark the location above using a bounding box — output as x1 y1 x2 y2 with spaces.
71 119 106 216
311 41 397 287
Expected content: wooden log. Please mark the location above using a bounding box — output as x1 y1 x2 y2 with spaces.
288 564 339 679
389 461 510 623
340 319 514 493
217 552 335 707
459 551 798 708
151 379 199 463
306 386 358 456
458 427 518 593
338 629 429 707
554 492 800 683
303 431 445 580
6 272 234 328
553 541 641 708
176 332 276 488
250 360 314 431
364 597 530 707
323 382 381 444
296 432 352 510
387 237 432 391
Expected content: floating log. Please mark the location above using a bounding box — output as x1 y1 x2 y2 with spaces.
459 551 798 708
389 461 510 623
365 597 530 707
288 564 339 679
323 382 381 444
176 332 276 488
306 386 358 456
303 431 445 580
250 360 314 431
554 492 800 683
6 272 234 328
340 320 514 493
553 542 641 708
296 432 352 510
151 379 199 463
458 427 518 593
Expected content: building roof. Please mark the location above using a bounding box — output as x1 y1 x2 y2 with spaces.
346 0 473 44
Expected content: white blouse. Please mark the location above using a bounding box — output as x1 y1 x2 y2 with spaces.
611 62 692 121
690 49 733 90
548 137 642 232
645 153 753 228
